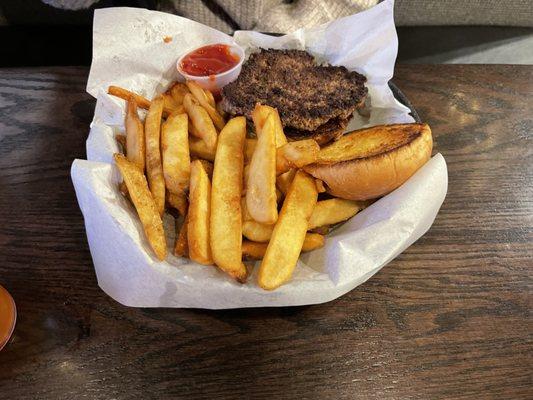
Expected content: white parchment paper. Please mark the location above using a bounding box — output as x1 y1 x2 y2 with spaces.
73 0 448 308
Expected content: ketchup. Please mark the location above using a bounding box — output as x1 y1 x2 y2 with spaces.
180 44 240 77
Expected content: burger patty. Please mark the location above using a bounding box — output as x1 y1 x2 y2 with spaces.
221 49 367 132
284 117 350 146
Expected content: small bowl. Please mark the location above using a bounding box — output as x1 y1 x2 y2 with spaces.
176 43 245 93
0 285 16 351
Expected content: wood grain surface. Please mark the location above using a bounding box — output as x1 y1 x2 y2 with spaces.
0 65 531 399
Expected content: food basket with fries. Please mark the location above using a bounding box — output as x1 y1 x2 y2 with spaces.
71 0 447 308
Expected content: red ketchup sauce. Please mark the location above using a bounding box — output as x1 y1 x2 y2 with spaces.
180 44 240 77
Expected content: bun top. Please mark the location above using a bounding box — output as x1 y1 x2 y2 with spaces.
316 123 430 164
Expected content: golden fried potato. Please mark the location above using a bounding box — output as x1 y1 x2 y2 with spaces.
186 81 225 131
125 96 146 172
204 88 216 108
170 82 190 105
248 137 318 174
114 154 166 260
166 191 188 216
161 112 190 194
196 159 213 178
258 171 318 290
241 196 274 242
244 138 257 164
210 117 247 281
246 112 278 224
242 233 324 260
242 221 274 243
276 169 296 195
189 136 216 161
187 160 213 265
252 103 287 147
174 214 189 257
162 93 181 113
188 117 201 137
144 95 166 215
183 93 218 151
108 85 182 117
315 179 326 193
308 198 366 230
109 85 151 109
242 164 250 195
276 139 320 175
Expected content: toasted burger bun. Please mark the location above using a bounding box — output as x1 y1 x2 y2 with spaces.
304 123 433 200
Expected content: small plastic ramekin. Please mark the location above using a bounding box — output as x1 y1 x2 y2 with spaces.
176 43 245 93
0 285 16 352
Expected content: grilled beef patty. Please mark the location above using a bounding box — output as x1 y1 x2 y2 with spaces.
221 49 367 133
284 117 350 146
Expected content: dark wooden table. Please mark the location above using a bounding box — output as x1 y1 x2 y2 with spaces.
0 65 531 399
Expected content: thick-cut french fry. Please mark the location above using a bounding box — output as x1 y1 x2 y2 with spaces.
204 88 215 107
276 139 320 175
252 103 287 147
185 80 208 102
183 93 218 151
161 113 190 194
108 85 182 116
240 196 254 221
189 136 216 161
174 214 189 257
197 159 213 178
145 95 166 215
241 196 274 242
242 233 325 260
242 221 274 242
246 112 278 224
244 138 257 164
187 160 213 265
116 134 126 148
188 117 200 136
170 83 190 105
308 198 366 230
276 169 296 195
315 179 326 193
300 232 325 251
241 197 250 220
248 137 318 174
186 81 225 131
166 191 188 216
163 93 181 113
125 96 145 171
210 117 247 281
258 171 318 290
114 154 166 260
242 164 250 195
